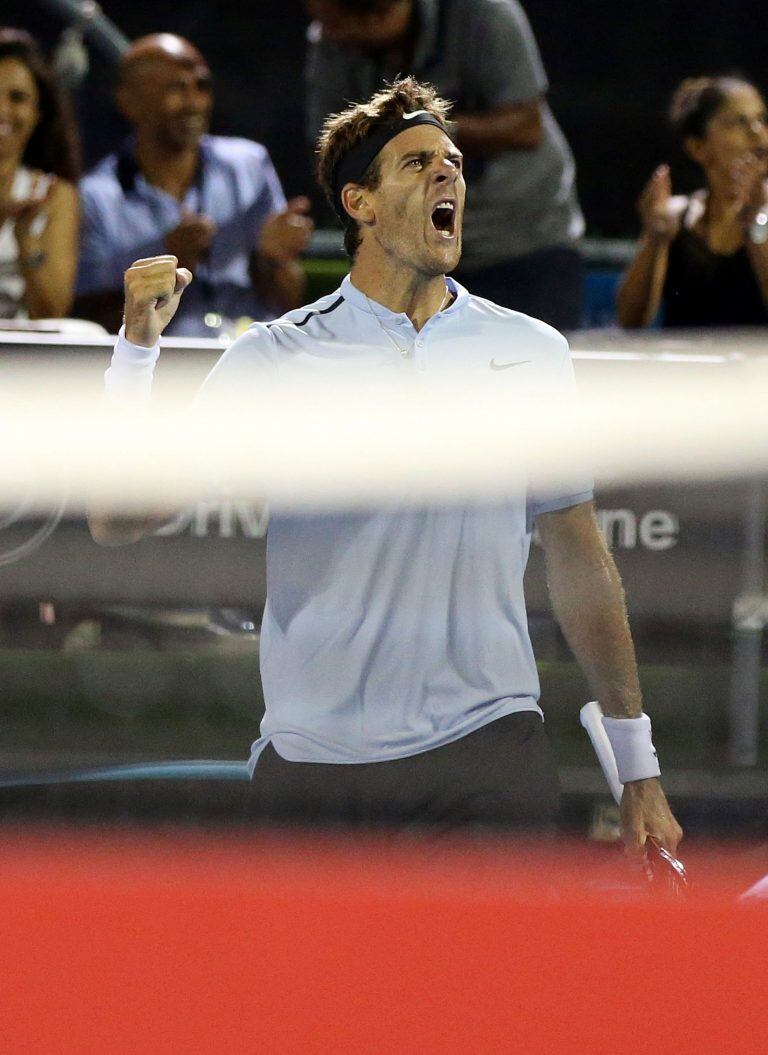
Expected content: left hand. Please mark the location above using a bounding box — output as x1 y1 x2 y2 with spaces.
123 255 193 348
3 172 55 252
259 196 314 265
726 153 767 226
620 777 683 856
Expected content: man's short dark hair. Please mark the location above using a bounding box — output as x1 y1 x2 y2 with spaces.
315 76 452 259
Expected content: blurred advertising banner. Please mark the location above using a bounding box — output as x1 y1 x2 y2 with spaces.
0 480 754 625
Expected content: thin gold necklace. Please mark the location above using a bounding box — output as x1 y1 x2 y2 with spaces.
365 286 452 358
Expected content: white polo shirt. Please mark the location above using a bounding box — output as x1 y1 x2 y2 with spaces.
196 275 593 773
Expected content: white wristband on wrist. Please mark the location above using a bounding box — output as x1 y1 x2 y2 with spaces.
104 325 160 406
601 713 661 784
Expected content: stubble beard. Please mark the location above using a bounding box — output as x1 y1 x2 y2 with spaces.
374 220 461 279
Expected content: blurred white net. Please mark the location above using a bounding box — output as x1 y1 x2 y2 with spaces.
1 336 767 513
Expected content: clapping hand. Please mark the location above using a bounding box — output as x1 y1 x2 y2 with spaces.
727 151 768 226
1 172 55 250
164 211 217 271
258 196 314 265
638 164 680 243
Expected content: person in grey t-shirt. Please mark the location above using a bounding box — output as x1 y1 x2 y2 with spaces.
305 0 585 328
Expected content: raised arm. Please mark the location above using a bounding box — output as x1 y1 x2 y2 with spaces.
14 176 80 319
88 255 192 546
737 165 768 308
450 0 547 156
745 231 768 308
251 196 313 314
537 500 683 854
452 101 543 155
616 166 682 329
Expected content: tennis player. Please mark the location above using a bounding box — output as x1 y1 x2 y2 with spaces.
95 77 682 850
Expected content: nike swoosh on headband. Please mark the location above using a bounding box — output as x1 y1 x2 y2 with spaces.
489 359 531 370
332 111 453 219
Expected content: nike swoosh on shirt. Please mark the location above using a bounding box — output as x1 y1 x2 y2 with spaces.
489 359 531 370
402 110 430 120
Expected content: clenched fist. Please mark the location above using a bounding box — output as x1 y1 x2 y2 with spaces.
124 255 193 348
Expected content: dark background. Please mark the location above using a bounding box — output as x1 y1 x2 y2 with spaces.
5 1 768 237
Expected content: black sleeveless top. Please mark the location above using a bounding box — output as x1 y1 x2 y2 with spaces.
662 222 768 328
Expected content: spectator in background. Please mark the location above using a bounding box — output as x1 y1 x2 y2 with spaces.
0 28 80 319
617 77 768 329
304 0 585 330
76 34 313 337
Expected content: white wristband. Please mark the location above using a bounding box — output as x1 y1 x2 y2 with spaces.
104 325 160 406
601 713 661 783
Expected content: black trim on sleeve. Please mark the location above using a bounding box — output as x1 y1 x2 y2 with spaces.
293 295 345 328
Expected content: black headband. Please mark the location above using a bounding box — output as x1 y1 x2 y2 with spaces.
331 111 451 219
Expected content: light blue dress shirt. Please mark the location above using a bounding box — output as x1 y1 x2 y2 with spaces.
77 135 286 336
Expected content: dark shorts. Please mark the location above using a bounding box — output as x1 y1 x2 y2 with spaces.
247 712 561 834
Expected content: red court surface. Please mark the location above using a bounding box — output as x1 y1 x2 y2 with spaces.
1 828 767 1054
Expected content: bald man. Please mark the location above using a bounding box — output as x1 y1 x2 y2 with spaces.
75 34 313 336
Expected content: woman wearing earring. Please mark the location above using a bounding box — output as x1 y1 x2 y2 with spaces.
0 28 80 319
617 77 768 328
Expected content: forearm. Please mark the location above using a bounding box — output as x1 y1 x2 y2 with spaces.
543 527 642 718
452 102 543 155
21 253 75 318
556 546 680 845
745 239 768 308
87 510 172 546
21 184 80 318
87 326 168 546
540 506 682 849
252 257 306 314
616 236 670 329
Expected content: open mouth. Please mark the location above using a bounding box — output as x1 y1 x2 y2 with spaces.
430 200 456 238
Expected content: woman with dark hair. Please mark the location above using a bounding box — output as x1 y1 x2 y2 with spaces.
0 28 80 318
617 77 768 328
